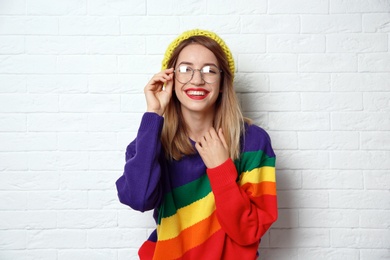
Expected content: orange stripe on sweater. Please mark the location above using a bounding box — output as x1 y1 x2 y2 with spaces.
153 211 221 260
241 181 277 197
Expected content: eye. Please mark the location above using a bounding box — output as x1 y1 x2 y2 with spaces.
202 66 217 74
178 65 192 73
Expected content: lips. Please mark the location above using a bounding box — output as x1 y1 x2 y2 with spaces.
185 89 210 99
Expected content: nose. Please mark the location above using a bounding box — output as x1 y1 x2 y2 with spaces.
190 69 205 85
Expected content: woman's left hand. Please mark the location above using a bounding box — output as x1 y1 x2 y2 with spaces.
195 128 230 169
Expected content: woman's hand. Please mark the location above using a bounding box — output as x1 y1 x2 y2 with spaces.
144 68 174 116
195 128 230 169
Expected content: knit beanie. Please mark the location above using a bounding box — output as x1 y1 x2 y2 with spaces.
161 29 235 77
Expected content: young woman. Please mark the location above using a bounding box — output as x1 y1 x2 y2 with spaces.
116 29 277 260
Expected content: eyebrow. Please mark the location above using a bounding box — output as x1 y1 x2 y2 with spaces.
178 61 219 67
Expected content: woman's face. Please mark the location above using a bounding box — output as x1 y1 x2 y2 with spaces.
174 43 221 116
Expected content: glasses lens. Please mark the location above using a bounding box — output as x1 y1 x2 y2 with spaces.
174 65 221 84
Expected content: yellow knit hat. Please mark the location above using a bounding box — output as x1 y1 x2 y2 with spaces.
161 29 235 77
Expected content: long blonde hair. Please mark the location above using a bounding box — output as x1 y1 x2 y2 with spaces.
161 36 248 161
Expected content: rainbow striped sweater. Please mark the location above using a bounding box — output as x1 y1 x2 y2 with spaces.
116 113 277 260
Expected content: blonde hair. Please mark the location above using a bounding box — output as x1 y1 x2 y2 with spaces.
161 30 249 161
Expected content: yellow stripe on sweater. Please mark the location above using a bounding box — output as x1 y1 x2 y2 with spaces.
239 166 276 185
157 191 216 241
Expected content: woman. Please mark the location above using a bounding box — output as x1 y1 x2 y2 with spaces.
116 29 277 260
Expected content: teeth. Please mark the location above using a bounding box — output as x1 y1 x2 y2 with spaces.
187 90 205 96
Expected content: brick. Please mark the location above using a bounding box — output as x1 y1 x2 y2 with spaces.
269 0 328 14
0 250 57 260
270 73 330 92
88 228 147 248
88 74 149 94
361 132 390 150
0 94 59 113
58 133 117 151
277 190 329 208
0 152 28 171
360 249 390 260
27 152 58 171
302 93 362 111
363 13 390 32
27 230 86 249
89 151 123 170
89 0 144 15
57 210 117 228
120 16 180 35
364 170 390 190
0 191 27 210
330 190 390 209
59 94 120 112
0 36 24 54
58 55 117 74
299 209 359 228
60 171 117 190
299 54 357 72
146 0 206 15
275 170 302 190
234 73 269 93
118 55 161 74
258 248 299 259
27 0 86 15
269 112 330 131
0 211 56 229
0 17 58 35
181 16 241 34
121 94 147 112
272 209 299 228
298 131 359 150
28 114 88 132
0 171 59 190
89 191 123 209
27 75 88 93
331 228 390 248
298 248 359 259
270 228 330 247
332 73 390 92
59 249 117 260
302 170 363 189
0 0 25 14
26 36 86 55
331 151 390 170
277 150 330 170
0 230 26 249
301 14 362 33
27 191 88 210
359 210 390 228
88 113 143 132
327 33 388 53
0 75 26 93
267 131 298 150
118 209 156 228
0 114 26 132
331 0 390 13
332 112 390 131
58 152 90 170
224 34 266 54
0 55 57 74
59 16 120 35
87 36 145 55
242 15 300 33
239 54 298 72
241 93 300 111
268 34 325 53
363 92 390 111
359 53 390 72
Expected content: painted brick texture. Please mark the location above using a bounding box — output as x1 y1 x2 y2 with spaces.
0 0 389 259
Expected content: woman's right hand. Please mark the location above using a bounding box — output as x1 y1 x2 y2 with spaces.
144 68 174 116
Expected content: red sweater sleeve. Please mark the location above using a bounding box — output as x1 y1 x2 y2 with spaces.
207 158 277 246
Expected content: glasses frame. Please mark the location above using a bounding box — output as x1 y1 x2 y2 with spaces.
174 65 223 84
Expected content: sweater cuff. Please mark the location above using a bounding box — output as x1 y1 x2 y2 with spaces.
206 158 238 192
139 112 164 133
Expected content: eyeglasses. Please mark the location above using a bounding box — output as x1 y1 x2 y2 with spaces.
174 64 222 84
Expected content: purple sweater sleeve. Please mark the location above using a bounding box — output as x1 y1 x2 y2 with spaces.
116 113 164 212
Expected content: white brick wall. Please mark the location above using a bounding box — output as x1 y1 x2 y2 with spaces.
0 0 389 259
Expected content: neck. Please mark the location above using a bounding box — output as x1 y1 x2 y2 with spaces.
181 108 215 143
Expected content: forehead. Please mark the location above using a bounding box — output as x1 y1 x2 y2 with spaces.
176 43 218 65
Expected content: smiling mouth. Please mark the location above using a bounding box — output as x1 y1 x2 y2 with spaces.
186 90 207 96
